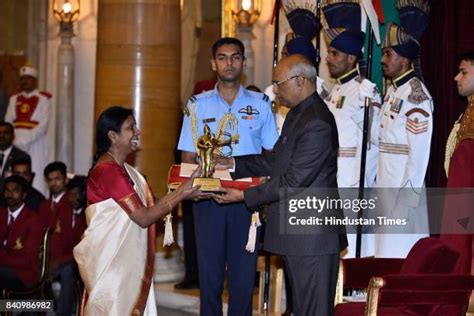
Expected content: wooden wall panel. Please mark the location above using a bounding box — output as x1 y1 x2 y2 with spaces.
94 0 180 195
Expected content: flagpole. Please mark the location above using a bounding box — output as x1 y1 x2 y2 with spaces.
273 0 281 68
315 0 322 75
264 3 281 311
355 21 375 259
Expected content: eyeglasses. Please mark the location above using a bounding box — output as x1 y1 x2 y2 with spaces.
272 75 299 87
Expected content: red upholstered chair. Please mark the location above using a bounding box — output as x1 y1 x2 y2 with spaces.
334 234 474 316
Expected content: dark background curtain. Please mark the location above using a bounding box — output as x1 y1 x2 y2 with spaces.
421 0 474 187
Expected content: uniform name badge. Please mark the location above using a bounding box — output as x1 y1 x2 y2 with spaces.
390 98 403 114
336 96 345 109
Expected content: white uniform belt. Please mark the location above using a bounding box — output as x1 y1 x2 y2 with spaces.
338 147 357 157
380 142 409 155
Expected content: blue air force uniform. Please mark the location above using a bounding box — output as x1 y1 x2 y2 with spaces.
177 84 278 316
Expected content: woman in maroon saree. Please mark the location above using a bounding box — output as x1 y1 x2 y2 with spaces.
74 106 206 315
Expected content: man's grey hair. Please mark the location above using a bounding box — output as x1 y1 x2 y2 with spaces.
287 59 317 83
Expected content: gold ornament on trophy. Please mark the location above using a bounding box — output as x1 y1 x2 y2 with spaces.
190 103 239 191
193 124 237 191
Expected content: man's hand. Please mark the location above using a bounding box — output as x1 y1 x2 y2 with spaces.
213 155 234 170
213 187 245 204
359 80 380 104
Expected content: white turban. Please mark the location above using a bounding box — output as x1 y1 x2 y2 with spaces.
19 65 38 78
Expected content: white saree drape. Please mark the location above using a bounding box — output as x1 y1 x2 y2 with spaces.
74 163 157 316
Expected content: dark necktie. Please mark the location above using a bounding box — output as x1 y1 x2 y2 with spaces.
5 214 15 243
72 210 78 228
0 151 4 172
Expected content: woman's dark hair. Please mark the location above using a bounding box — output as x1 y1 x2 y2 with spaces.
93 106 134 165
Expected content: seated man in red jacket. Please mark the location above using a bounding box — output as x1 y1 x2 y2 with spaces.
39 162 78 316
66 175 87 249
0 175 44 291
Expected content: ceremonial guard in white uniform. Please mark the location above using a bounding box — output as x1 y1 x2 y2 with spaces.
375 0 432 258
6 64 51 195
322 0 381 258
323 0 381 189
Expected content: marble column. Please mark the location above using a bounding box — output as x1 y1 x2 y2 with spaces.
55 21 75 169
236 26 255 85
94 0 181 196
94 0 183 283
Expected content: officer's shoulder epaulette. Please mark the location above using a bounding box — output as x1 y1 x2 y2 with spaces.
183 95 198 116
187 95 197 104
195 89 215 101
245 89 270 103
40 91 52 99
407 77 429 104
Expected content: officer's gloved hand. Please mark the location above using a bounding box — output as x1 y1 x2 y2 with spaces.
355 80 381 146
358 80 380 104
390 185 425 233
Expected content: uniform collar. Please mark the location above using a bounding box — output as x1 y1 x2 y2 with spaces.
20 89 38 98
213 83 244 106
0 146 13 171
2 145 13 154
291 91 319 115
8 203 25 222
73 208 83 215
392 69 416 89
52 191 66 204
337 68 358 85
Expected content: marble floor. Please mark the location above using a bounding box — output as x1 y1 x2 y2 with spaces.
154 274 287 316
157 306 196 316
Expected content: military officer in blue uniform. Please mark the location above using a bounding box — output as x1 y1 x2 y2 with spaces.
177 37 278 316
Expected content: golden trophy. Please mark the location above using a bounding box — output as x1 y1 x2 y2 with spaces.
188 100 239 191
193 124 236 191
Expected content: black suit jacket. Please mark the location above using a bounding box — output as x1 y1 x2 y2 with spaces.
0 146 31 191
2 146 30 178
234 92 348 256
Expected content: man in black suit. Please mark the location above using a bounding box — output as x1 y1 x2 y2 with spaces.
214 55 347 316
11 157 45 212
0 122 30 188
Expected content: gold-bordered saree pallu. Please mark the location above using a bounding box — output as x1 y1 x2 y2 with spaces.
73 163 157 315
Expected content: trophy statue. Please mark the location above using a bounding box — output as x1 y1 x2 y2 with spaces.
193 124 237 191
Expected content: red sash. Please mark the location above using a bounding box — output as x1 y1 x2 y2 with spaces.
13 94 39 129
